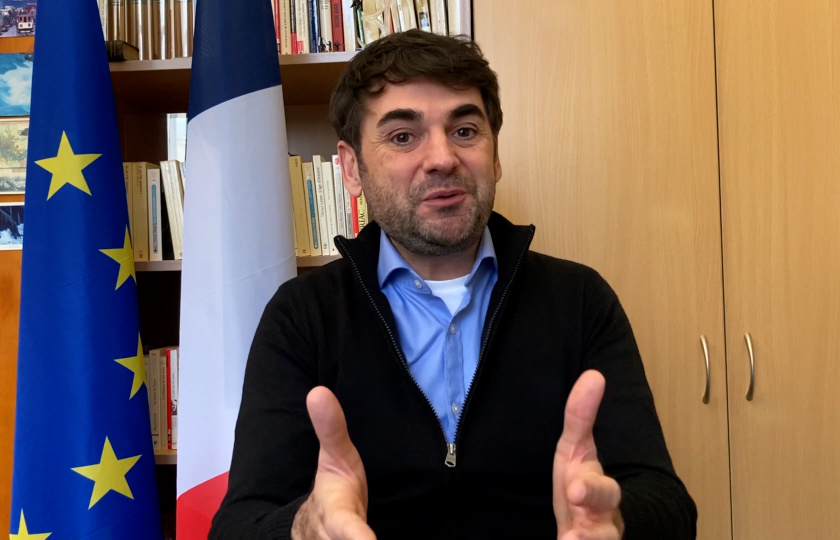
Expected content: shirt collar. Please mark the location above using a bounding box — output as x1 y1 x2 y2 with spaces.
377 227 498 288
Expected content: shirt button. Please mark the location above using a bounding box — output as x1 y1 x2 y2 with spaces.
452 403 460 414
449 324 456 334
414 279 422 289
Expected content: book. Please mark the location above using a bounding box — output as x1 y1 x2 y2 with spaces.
313 155 338 255
166 347 178 451
131 162 159 261
301 162 322 256
341 0 356 50
331 155 351 239
330 0 344 51
151 0 169 59
174 0 194 57
357 192 369 230
308 0 321 53
279 0 292 54
147 166 163 261
288 156 311 256
318 0 332 52
160 160 184 259
146 349 161 451
295 0 309 53
414 0 431 32
107 0 128 41
123 162 133 240
447 0 470 37
429 0 446 36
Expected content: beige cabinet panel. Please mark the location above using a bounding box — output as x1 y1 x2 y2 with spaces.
475 3 730 540
716 1 840 538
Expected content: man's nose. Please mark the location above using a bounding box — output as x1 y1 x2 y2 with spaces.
422 131 460 175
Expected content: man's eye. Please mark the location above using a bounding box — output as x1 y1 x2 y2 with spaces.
392 132 413 145
455 127 476 139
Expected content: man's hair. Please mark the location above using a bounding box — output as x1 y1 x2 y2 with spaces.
329 29 503 154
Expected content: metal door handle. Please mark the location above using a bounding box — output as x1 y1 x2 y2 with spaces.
701 335 710 404
745 333 755 401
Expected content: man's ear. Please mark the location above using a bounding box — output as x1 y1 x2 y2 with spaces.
337 141 363 197
494 153 503 183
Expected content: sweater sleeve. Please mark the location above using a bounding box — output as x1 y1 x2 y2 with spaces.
581 271 698 540
208 281 320 540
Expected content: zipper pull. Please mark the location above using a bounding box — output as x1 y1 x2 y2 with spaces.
445 443 457 468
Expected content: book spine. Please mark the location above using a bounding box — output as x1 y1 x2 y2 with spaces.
147 166 163 261
161 160 184 259
414 0 431 32
147 349 160 451
320 160 340 254
302 162 322 256
131 162 150 261
295 0 310 53
109 0 127 42
168 348 178 451
165 348 173 449
280 0 293 54
158 351 169 451
151 0 165 59
312 157 333 254
272 0 280 50
318 0 333 52
123 162 133 241
309 0 321 52
350 194 359 237
330 0 344 51
429 0 446 35
357 192 369 230
331 155 351 239
341 0 355 51
288 156 311 256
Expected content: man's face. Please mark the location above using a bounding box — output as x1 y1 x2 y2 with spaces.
340 79 502 257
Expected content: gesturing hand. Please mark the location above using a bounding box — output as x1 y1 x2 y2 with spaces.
292 387 376 540
553 370 624 540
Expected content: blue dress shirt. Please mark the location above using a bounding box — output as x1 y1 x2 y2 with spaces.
378 228 498 443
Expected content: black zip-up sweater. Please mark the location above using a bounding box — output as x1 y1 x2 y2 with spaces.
210 212 697 539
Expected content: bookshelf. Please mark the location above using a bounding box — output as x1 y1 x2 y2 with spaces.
114 52 353 475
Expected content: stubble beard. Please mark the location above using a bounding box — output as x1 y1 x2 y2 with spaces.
362 169 495 257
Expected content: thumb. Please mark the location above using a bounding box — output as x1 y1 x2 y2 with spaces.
559 370 606 448
307 386 357 463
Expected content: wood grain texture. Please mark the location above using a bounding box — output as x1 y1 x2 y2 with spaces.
716 1 840 538
0 192 23 537
474 3 730 539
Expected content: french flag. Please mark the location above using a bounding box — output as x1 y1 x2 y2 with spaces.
176 0 297 536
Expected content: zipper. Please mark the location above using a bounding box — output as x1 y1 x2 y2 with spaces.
450 226 536 463
336 237 450 457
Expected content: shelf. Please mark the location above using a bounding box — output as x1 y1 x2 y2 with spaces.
154 450 177 465
109 52 357 112
135 256 341 272
136 260 183 272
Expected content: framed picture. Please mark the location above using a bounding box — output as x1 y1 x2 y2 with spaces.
0 53 33 116
0 116 28 194
0 201 23 249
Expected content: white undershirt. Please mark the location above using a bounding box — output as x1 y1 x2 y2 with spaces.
425 274 471 316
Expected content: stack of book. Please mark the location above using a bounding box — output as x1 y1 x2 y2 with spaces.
144 346 179 454
289 154 368 257
99 0 195 60
273 0 471 54
124 160 185 262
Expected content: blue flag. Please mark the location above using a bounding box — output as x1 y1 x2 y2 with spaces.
10 0 164 538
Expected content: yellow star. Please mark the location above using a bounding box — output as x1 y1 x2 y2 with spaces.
115 334 146 399
35 131 101 199
100 228 136 289
9 510 51 540
71 437 141 509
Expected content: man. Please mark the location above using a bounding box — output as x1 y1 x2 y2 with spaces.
210 30 697 539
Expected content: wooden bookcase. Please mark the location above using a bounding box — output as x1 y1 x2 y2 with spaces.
110 52 354 523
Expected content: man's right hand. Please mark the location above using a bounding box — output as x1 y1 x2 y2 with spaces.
292 386 376 540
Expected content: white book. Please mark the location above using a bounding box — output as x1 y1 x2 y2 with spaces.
318 0 332 51
160 160 184 259
295 0 310 53
342 0 356 50
330 158 347 239
447 0 470 37
168 347 178 451
279 0 292 54
332 155 353 239
147 167 163 261
314 155 339 255
429 0 446 35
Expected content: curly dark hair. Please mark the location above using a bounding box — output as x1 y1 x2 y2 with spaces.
329 29 503 155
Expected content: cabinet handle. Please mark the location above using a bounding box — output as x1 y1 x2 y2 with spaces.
701 335 710 404
744 332 755 401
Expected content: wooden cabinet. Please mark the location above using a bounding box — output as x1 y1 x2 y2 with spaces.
716 1 840 538
477 1 840 539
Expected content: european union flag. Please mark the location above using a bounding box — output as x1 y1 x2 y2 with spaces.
10 0 164 538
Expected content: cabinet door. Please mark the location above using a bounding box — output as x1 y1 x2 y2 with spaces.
474 3 729 539
716 1 840 538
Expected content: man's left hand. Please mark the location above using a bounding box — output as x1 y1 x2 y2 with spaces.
553 370 624 540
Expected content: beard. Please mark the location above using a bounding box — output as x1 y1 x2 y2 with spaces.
361 168 496 257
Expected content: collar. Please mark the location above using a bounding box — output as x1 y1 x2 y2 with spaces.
376 227 498 289
335 212 536 294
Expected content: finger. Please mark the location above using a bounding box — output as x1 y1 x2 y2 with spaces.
559 370 606 447
567 472 621 513
559 522 621 540
326 510 377 540
307 386 356 461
